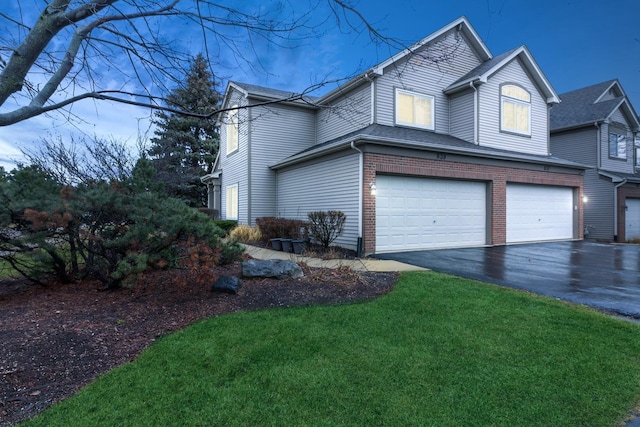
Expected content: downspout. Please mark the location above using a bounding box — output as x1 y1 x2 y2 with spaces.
362 71 375 125
351 141 364 257
470 81 479 144
594 122 601 169
614 178 627 242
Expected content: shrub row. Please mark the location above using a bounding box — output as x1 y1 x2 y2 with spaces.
255 211 346 249
255 217 308 243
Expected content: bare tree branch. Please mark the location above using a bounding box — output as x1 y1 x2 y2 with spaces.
0 1 396 127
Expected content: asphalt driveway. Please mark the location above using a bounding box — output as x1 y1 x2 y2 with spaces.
373 241 640 318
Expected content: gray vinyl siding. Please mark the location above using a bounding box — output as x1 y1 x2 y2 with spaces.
220 89 249 223
375 31 482 133
449 90 475 143
317 84 371 143
477 59 549 156
600 113 635 173
583 170 615 240
276 152 360 250
549 127 597 166
249 102 316 224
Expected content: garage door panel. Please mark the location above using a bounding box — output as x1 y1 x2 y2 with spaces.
626 199 640 241
506 184 573 243
376 176 486 252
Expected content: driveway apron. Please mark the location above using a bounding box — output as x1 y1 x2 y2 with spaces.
374 241 640 318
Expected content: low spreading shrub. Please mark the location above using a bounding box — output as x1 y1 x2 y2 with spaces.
0 164 244 288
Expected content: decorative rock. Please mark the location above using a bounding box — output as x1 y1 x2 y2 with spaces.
211 275 242 294
242 259 304 279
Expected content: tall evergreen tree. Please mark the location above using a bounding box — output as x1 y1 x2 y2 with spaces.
148 53 221 206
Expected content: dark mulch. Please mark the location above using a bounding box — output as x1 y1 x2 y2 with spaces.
0 260 397 426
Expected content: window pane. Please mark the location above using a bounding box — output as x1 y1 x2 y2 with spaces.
397 92 414 123
515 103 529 133
502 101 516 130
226 108 238 154
609 133 617 157
415 97 432 127
226 185 238 219
610 133 626 158
617 134 627 158
502 85 530 102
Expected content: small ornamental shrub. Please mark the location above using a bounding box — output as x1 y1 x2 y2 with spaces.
229 224 262 243
256 217 308 242
307 210 346 249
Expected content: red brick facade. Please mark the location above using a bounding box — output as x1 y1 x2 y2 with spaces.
362 152 584 254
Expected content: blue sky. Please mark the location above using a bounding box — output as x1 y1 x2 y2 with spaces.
1 0 639 170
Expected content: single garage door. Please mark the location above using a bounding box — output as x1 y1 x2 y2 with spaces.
376 175 486 252
506 184 574 243
625 199 640 241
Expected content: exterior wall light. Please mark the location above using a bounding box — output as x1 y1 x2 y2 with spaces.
582 195 588 203
369 182 377 196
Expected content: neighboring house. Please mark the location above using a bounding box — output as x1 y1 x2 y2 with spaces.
550 79 640 242
202 16 586 255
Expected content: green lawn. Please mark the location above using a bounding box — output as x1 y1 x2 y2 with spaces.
23 271 640 427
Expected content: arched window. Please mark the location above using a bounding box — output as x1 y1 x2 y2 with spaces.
500 85 530 135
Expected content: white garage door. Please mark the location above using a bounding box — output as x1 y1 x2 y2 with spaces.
376 175 486 252
626 199 640 241
506 184 574 243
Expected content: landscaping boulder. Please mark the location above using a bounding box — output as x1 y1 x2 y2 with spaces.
242 259 304 279
211 275 242 294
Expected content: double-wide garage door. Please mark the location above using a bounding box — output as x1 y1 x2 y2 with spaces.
375 176 575 252
376 176 487 252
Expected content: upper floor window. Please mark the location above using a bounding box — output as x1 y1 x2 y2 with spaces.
395 89 434 130
609 132 627 159
500 84 530 136
635 135 640 167
226 105 239 155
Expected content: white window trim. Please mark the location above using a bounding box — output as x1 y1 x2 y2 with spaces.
225 183 238 220
500 85 531 136
395 88 435 130
226 105 239 155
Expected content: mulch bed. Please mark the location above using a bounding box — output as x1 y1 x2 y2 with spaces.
0 260 397 426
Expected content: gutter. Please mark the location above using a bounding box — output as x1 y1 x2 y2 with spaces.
270 134 588 171
350 141 364 256
594 122 601 169
470 81 479 144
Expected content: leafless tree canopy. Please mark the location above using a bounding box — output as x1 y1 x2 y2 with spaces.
0 0 396 126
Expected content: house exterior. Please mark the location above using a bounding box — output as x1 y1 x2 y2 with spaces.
550 80 640 242
202 16 586 255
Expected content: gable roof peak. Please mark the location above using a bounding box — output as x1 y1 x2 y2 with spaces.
557 79 620 105
551 79 640 132
371 16 492 75
444 44 560 104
